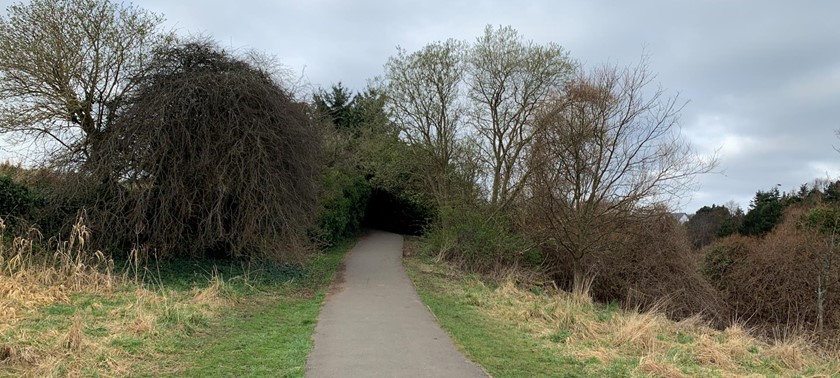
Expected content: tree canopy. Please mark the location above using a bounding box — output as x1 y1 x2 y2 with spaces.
0 0 172 167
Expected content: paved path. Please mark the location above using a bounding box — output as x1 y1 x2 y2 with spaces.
305 231 486 378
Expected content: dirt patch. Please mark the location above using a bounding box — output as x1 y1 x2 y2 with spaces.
327 261 347 296
403 236 421 257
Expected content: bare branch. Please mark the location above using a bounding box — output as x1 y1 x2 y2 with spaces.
525 59 717 266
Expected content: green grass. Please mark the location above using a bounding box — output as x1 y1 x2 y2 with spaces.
0 239 353 377
404 241 840 378
149 239 352 377
161 295 323 377
405 255 591 377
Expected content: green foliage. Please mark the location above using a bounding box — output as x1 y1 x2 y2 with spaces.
824 180 840 202
317 168 371 244
314 83 363 134
802 204 840 234
0 175 34 219
740 188 785 236
423 206 534 272
686 205 741 248
716 216 740 238
315 83 436 238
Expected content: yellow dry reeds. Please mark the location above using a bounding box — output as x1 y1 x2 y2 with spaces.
692 333 737 370
0 213 118 314
128 311 156 335
610 310 666 353
570 272 594 306
447 260 840 377
189 270 231 308
63 314 86 353
765 335 810 370
636 356 689 378
0 211 246 377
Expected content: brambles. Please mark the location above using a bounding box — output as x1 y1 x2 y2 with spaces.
541 214 727 322
701 206 840 336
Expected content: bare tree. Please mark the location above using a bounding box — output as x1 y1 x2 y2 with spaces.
384 39 468 212
467 25 574 209
0 0 172 167
526 60 716 270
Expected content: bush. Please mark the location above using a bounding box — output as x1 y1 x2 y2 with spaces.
423 206 535 273
316 168 371 244
704 207 840 332
0 165 88 236
701 235 752 291
543 214 727 322
0 175 34 220
740 188 785 236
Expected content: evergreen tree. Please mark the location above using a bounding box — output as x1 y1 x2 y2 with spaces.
314 83 362 132
740 188 784 236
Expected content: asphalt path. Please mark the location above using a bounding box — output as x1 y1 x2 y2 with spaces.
305 231 487 377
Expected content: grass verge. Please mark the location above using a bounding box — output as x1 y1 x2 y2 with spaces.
154 240 350 377
0 221 352 378
404 239 840 378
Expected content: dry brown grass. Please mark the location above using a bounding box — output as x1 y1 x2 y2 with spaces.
442 263 840 377
189 271 232 309
0 214 231 377
637 356 689 378
612 309 666 353
0 214 115 328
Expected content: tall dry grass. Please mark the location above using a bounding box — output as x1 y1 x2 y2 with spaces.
0 212 232 376
0 212 117 327
452 267 840 376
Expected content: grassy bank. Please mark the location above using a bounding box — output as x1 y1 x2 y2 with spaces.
0 232 352 377
158 240 351 377
404 239 840 378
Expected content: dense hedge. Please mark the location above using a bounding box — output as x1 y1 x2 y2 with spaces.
317 169 371 244
0 175 33 218
701 207 840 331
423 206 534 272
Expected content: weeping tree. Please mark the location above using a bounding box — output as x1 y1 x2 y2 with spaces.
94 41 320 260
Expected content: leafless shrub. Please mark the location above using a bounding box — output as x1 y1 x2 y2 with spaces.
544 213 727 322
710 207 840 334
90 41 320 260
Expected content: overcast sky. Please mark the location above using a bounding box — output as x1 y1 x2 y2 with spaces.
5 0 839 212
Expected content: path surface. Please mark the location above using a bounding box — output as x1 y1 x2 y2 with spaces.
305 231 486 378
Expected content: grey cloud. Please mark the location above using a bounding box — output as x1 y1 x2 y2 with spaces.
0 0 837 212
